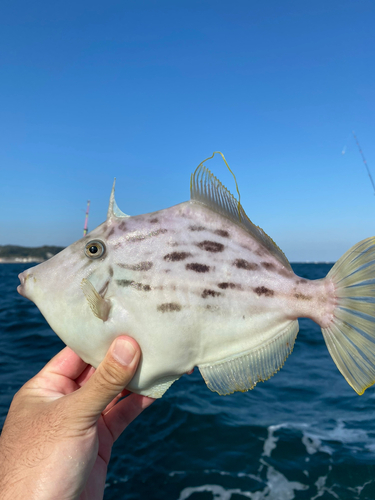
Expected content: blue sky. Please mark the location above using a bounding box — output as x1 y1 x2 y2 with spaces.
0 0 374 261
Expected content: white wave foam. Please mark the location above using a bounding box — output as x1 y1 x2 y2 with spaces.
177 464 307 500
262 423 286 457
176 420 372 500
170 468 264 483
329 420 368 444
262 422 334 458
348 479 374 496
301 435 322 455
310 469 340 500
177 484 252 500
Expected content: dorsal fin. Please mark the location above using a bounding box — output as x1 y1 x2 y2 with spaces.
107 179 130 219
190 152 291 269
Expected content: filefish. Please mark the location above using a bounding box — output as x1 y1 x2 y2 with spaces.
17 153 375 398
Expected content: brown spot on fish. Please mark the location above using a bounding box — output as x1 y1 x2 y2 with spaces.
294 293 312 300
218 282 242 290
296 279 308 284
233 259 258 271
117 261 153 271
116 279 133 287
119 221 127 231
189 225 206 231
201 289 222 299
239 244 255 253
164 252 192 262
254 286 274 297
116 280 151 291
107 227 115 237
206 304 219 312
127 228 168 242
157 303 182 313
186 263 210 273
197 240 224 253
150 218 158 223
127 234 146 242
135 261 153 271
214 229 229 238
243 316 245 320
261 262 275 270
108 266 114 277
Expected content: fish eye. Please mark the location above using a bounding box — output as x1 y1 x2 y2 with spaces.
85 240 106 259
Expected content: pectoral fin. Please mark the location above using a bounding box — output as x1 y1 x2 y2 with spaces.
81 278 111 322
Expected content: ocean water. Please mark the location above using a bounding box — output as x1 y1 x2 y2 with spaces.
1 263 375 499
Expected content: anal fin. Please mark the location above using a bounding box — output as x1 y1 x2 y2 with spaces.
198 320 299 395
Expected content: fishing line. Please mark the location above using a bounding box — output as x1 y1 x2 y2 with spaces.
352 131 375 196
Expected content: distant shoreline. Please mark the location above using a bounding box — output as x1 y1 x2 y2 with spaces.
0 258 45 264
0 245 64 264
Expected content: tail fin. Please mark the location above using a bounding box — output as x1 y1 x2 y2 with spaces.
322 237 375 394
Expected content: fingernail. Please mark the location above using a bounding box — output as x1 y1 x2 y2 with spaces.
112 339 136 366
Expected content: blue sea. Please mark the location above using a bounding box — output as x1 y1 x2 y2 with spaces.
1 263 375 499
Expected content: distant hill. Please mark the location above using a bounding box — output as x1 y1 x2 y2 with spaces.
0 245 65 263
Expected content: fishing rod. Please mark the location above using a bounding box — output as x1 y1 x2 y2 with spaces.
352 131 375 196
83 200 91 236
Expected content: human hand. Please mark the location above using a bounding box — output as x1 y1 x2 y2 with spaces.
0 336 154 500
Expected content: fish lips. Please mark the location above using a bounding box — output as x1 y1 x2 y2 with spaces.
17 271 31 300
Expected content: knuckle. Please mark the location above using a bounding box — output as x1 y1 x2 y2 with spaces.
97 362 129 391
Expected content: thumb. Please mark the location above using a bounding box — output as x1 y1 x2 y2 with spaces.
74 336 141 418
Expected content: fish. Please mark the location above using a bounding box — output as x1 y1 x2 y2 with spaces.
17 152 375 398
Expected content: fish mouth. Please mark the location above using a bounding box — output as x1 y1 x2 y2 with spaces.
17 272 31 298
